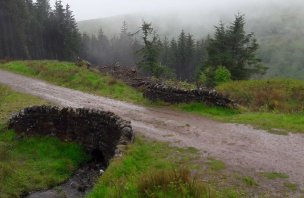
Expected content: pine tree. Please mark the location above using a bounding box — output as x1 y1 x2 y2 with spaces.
138 22 163 77
185 33 195 80
176 30 187 80
168 38 178 73
207 14 266 80
160 36 170 67
63 4 80 60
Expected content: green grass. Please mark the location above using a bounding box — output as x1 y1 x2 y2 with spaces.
0 84 88 197
207 158 226 171
284 182 298 192
87 137 247 198
0 84 48 124
0 131 88 198
87 137 214 198
0 60 145 104
262 172 289 180
242 176 258 187
179 102 304 133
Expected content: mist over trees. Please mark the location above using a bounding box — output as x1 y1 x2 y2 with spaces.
0 0 80 60
81 15 261 83
79 21 141 66
78 2 304 80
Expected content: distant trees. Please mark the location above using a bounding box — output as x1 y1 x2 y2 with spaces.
80 21 141 66
0 0 80 60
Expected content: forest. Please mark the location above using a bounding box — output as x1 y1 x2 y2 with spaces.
0 0 80 60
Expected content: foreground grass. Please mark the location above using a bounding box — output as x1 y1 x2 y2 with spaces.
1 60 303 133
0 60 145 104
88 137 245 198
0 84 88 197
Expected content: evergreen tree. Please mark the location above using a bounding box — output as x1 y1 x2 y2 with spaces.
207 14 266 80
168 38 178 73
63 4 80 60
138 22 163 77
160 36 170 67
185 33 195 80
177 30 187 80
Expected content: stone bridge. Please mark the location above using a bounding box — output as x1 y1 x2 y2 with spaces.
8 106 134 164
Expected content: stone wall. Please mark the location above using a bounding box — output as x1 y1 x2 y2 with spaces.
143 83 235 108
8 106 134 164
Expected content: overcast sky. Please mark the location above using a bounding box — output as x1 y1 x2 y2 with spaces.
49 0 300 21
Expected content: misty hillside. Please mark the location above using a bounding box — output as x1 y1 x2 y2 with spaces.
78 3 304 79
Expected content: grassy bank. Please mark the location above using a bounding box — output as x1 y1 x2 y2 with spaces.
0 85 88 197
1 61 303 133
0 60 145 104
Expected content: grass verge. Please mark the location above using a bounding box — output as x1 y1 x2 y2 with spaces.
179 102 304 133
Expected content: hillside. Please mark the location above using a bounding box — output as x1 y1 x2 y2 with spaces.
77 3 304 79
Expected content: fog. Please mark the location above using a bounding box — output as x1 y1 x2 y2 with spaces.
49 0 303 21
52 0 304 79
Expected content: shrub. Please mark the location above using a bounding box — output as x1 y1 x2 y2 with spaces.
197 72 207 87
214 66 231 85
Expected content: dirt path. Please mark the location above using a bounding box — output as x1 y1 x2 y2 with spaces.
0 70 304 191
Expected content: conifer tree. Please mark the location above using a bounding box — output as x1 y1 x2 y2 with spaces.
207 14 266 80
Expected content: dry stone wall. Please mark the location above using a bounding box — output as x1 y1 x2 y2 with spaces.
8 106 134 164
144 83 235 108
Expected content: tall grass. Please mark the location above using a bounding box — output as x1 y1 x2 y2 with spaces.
138 168 214 198
217 79 304 113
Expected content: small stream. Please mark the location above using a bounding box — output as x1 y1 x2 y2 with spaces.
24 161 106 198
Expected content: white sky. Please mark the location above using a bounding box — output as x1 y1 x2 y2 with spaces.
48 0 297 21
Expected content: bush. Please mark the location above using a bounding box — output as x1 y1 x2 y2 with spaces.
197 72 207 87
214 66 231 85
